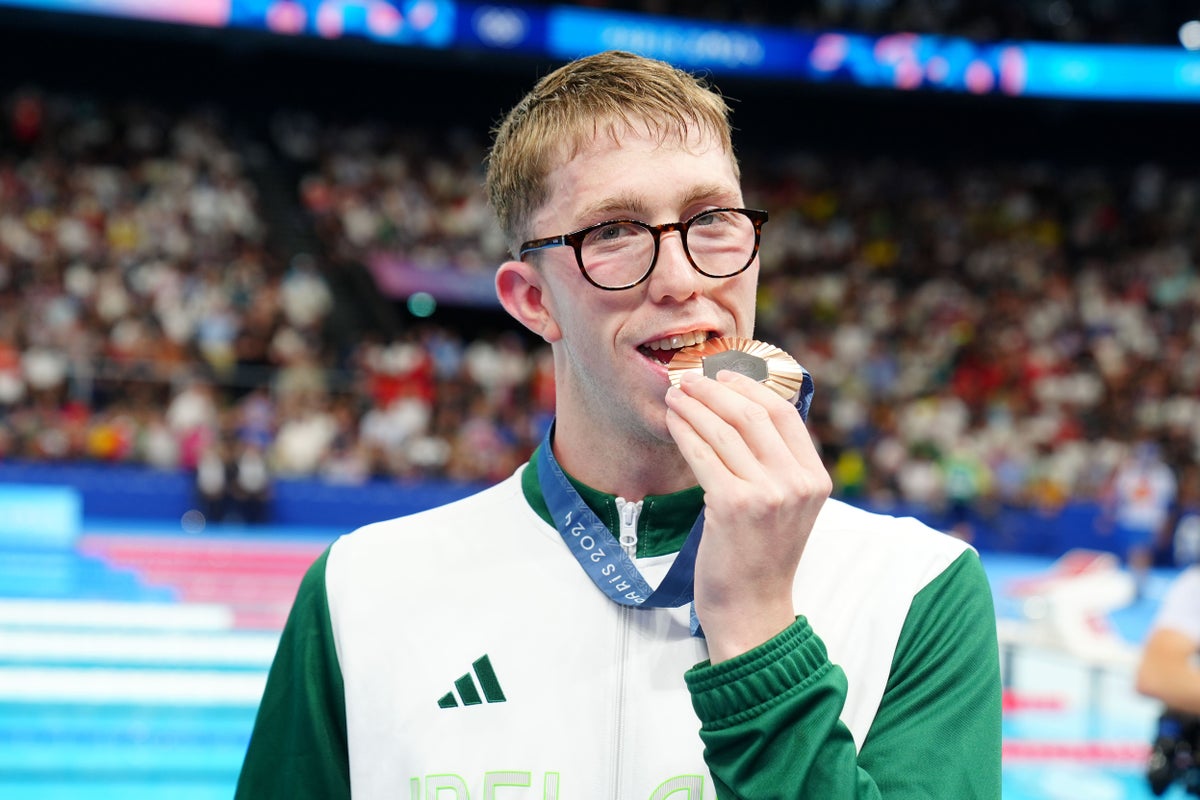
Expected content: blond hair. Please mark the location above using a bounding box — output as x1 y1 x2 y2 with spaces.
485 50 737 254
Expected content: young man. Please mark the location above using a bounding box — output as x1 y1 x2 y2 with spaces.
237 50 1001 798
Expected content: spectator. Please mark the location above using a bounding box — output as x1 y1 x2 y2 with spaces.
229 440 273 523
1101 440 1179 592
195 438 233 523
1169 465 1200 567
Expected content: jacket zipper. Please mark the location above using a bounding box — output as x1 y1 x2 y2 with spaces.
615 497 643 557
612 499 640 793
611 604 632 796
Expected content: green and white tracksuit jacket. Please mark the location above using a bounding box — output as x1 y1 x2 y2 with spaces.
237 450 1002 799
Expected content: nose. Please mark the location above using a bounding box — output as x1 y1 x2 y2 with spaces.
646 230 702 304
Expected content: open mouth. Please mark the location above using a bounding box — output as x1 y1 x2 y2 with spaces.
637 331 714 365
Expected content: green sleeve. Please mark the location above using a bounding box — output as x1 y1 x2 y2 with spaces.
685 549 1001 799
235 547 350 800
859 550 1002 798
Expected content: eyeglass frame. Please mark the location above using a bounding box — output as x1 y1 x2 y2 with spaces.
516 207 769 291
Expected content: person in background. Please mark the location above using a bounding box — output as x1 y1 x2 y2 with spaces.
1168 465 1200 567
194 438 232 523
1103 440 1178 595
236 50 1001 798
229 440 273 523
1136 564 1200 714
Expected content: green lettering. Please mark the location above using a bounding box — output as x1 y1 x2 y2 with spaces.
427 774 469 799
648 775 705 800
544 772 560 800
484 771 531 797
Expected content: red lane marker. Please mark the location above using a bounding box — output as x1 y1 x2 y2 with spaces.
1002 689 1068 713
1003 740 1150 764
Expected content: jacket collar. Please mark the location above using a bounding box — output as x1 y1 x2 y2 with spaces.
521 443 703 558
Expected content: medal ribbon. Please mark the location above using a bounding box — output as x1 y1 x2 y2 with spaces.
536 423 704 615
536 363 813 638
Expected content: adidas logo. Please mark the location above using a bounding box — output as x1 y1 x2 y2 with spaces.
438 654 507 708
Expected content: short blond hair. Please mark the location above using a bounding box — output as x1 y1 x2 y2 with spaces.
485 50 737 254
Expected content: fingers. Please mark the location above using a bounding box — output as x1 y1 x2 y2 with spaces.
665 401 760 490
667 367 831 661
665 369 817 479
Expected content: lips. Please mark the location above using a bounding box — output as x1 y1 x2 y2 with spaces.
637 330 714 365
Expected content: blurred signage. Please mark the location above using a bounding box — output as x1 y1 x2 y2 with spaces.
0 0 454 46
368 255 498 307
804 32 1028 95
3 0 1200 101
0 0 232 26
232 0 454 46
544 5 806 75
457 3 541 52
1021 42 1200 101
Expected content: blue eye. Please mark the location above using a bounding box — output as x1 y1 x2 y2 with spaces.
585 221 643 246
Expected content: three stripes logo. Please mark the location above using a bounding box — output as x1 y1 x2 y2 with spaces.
438 654 507 709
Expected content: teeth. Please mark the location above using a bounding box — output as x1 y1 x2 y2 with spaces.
645 331 709 351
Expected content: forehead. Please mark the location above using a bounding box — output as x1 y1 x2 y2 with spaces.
534 120 740 230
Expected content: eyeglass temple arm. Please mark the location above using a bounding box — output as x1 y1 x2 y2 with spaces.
517 236 568 259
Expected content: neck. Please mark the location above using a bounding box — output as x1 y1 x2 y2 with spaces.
550 414 696 499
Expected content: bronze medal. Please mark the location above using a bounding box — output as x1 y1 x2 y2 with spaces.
667 337 809 404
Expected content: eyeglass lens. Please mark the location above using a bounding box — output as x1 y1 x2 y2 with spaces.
580 209 757 289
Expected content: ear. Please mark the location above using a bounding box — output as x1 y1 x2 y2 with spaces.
496 259 563 343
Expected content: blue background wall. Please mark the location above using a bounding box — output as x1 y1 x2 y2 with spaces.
0 461 1115 557
0 462 486 532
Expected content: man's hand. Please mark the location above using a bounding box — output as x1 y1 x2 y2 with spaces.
665 369 831 663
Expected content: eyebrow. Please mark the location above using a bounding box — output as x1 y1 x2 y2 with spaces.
680 183 743 210
575 183 742 225
575 194 650 224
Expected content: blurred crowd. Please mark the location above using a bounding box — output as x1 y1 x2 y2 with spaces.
0 91 551 503
1 88 1198 559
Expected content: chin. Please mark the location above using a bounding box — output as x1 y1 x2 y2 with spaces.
635 408 677 447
